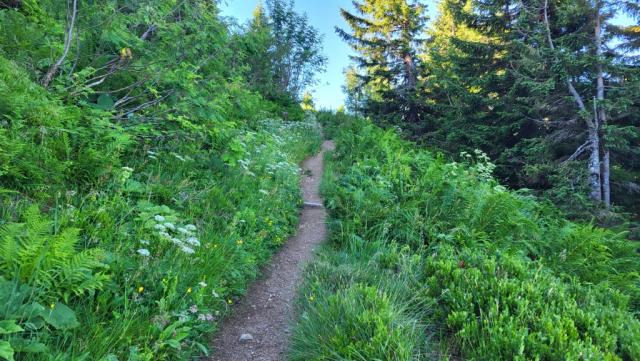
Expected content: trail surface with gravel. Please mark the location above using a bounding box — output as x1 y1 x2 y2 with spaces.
209 140 335 361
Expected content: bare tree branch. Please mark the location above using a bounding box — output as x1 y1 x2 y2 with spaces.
115 90 175 119
563 140 592 164
42 0 78 87
533 117 578 129
140 24 157 40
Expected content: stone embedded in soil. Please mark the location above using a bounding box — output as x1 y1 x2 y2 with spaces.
239 333 254 342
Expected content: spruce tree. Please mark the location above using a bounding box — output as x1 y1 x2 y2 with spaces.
337 0 428 124
420 0 640 214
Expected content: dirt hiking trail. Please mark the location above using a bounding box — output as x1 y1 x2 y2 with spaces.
209 140 335 361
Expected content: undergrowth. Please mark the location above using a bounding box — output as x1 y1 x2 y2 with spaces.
290 111 640 361
0 54 321 360
0 0 327 358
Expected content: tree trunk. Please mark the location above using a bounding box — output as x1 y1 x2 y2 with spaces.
402 53 417 90
543 0 602 203
588 123 603 202
594 0 611 208
402 53 419 123
603 150 611 207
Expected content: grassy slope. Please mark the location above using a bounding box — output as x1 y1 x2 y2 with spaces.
0 54 322 360
289 112 640 361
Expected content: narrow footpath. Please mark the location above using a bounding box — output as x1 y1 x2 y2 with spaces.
209 140 335 361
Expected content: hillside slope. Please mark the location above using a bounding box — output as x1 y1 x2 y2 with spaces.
0 1 323 359
290 111 640 361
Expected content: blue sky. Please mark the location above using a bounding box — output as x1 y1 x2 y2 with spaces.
221 1 439 109
220 0 357 109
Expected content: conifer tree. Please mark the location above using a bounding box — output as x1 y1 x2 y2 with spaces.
337 0 428 124
418 0 640 214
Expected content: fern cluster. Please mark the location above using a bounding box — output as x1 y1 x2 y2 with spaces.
0 206 109 303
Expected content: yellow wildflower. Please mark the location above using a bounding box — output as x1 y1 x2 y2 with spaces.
138 286 144 293
187 287 192 294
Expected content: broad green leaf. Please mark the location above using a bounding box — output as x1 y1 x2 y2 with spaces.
8 338 46 353
165 339 180 349
0 320 22 335
0 341 14 361
41 303 79 330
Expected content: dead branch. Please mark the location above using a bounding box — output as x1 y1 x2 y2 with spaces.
140 24 157 40
42 0 78 87
533 117 578 129
562 140 592 164
115 90 174 119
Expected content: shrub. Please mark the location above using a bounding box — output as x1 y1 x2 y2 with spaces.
0 56 129 197
424 244 640 360
0 277 81 361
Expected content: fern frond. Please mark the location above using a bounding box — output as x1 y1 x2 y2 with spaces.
0 223 24 274
0 206 110 302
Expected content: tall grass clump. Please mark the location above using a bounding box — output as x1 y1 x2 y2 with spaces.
290 111 639 360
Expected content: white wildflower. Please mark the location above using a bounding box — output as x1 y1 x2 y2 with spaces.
177 227 190 235
186 237 201 247
159 231 171 239
180 245 195 254
140 239 150 245
154 215 166 222
122 166 134 172
154 224 166 231
163 222 176 231
137 248 151 257
199 281 207 288
212 290 219 298
171 238 183 246
185 224 197 231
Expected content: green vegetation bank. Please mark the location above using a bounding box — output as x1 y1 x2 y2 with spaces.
0 0 323 359
291 111 639 361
